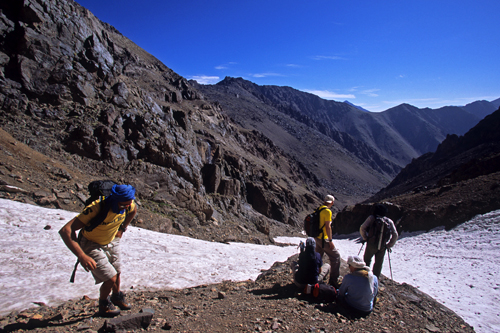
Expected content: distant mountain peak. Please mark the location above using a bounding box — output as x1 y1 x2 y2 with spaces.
343 100 370 112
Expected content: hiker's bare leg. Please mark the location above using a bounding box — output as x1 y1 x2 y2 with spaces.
109 272 131 309
112 273 121 294
100 275 117 300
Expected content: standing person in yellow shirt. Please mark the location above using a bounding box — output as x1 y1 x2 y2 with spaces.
59 184 137 317
314 194 341 288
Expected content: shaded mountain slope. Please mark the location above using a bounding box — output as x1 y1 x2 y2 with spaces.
463 99 500 119
375 108 500 200
332 108 500 234
195 77 495 207
378 103 480 155
191 78 394 205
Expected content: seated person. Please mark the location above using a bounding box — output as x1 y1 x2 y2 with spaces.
337 255 378 315
291 237 331 292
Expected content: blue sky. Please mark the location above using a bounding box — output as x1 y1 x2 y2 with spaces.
76 0 500 112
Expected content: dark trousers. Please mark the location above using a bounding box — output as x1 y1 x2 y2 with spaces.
363 241 386 278
315 238 341 286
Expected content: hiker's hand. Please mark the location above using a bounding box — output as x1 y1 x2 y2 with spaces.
79 254 96 271
361 239 366 244
386 247 392 253
329 241 335 250
115 230 123 238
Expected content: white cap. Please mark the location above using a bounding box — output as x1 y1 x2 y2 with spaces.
324 195 335 204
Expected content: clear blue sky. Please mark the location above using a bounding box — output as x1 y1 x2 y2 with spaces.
76 0 500 112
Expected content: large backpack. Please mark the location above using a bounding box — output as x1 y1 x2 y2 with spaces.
304 283 337 303
82 180 116 232
304 207 327 238
367 216 392 249
314 283 337 303
84 180 116 206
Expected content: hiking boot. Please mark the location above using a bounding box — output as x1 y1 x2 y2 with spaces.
111 291 131 310
99 296 120 317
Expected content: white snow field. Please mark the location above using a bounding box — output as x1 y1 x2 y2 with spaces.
1 198 499 332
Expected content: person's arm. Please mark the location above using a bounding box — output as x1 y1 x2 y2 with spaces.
59 217 96 271
325 221 335 249
386 219 399 249
359 215 373 241
115 205 137 238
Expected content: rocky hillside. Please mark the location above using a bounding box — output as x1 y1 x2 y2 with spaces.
333 108 500 234
194 77 496 205
0 0 332 243
0 0 498 240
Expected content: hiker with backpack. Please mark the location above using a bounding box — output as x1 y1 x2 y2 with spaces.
359 203 398 278
337 255 378 316
59 184 137 317
291 237 331 290
313 195 341 288
291 238 337 303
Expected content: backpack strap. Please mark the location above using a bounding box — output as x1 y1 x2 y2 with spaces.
69 230 84 283
84 197 112 232
316 206 327 247
376 217 385 250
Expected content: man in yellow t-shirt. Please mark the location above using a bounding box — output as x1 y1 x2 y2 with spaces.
59 184 137 317
314 194 341 288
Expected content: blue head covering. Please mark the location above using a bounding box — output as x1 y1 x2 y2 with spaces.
108 184 136 214
304 237 317 261
305 237 316 250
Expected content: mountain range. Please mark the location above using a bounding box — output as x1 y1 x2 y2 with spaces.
193 77 499 203
0 0 499 242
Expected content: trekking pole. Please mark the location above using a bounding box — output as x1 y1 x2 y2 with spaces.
387 249 393 280
358 242 364 255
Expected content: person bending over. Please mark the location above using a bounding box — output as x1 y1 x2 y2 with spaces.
59 184 137 317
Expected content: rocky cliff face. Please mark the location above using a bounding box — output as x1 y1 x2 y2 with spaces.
0 0 324 242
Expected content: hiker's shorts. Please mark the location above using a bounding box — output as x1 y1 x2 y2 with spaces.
80 236 121 284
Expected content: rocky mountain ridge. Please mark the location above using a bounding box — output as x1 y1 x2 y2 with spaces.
194 77 498 204
332 108 500 234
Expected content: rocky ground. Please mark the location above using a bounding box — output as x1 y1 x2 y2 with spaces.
0 256 474 333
